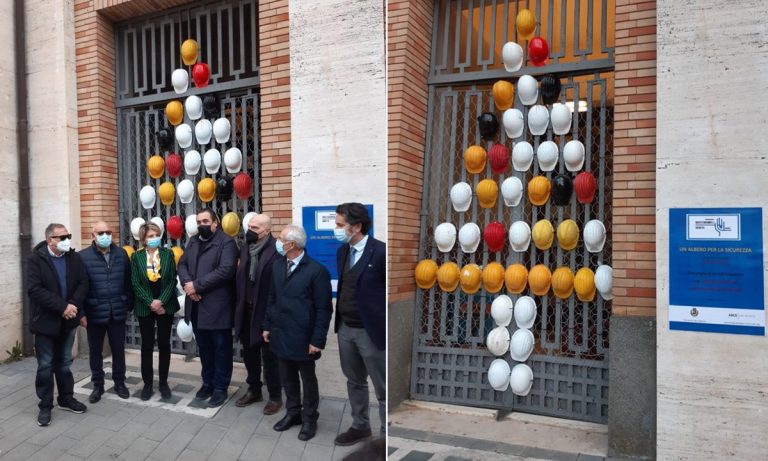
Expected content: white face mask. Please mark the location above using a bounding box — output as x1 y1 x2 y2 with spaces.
56 239 71 253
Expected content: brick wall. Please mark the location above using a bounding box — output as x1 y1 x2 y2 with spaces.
612 0 657 317
387 0 433 303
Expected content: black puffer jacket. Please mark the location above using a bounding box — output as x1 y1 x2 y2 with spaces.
79 242 133 325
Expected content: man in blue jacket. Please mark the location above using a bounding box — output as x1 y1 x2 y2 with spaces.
27 223 90 427
263 224 332 442
332 203 386 446
178 208 239 408
79 221 133 403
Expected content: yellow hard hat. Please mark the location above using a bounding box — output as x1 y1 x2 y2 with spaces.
437 262 461 292
147 155 165 179
122 245 134 260
197 177 216 203
221 211 240 237
528 264 552 296
551 267 575 299
527 175 551 206
557 219 580 251
414 259 439 289
492 80 515 111
181 39 199 66
460 264 482 294
165 100 184 126
464 145 487 174
504 263 528 294
171 246 184 265
158 181 175 206
516 8 537 40
574 267 596 301
482 262 505 293
531 219 554 250
476 179 499 208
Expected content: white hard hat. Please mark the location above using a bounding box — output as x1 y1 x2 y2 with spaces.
510 363 533 396
510 328 535 362
486 326 511 357
184 150 202 175
450 182 473 212
150 217 165 236
185 214 198 237
517 75 538 106
527 105 549 136
176 319 194 342
139 185 156 209
501 177 523 207
550 103 572 135
595 264 614 300
563 140 585 172
171 68 189 94
176 293 186 317
130 217 146 241
185 95 203 120
195 119 213 145
223 147 242 173
242 211 256 234
203 148 221 174
508 221 531 252
213 118 231 144
583 219 606 253
488 359 511 391
502 42 524 72
512 141 534 171
177 179 195 204
491 295 514 327
434 222 457 253
514 296 537 329
458 223 481 253
175 124 193 149
503 108 525 139
536 141 559 172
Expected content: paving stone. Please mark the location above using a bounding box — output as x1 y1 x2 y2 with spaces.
145 425 196 460
85 443 124 460
389 445 399 455
206 422 254 460
31 435 80 460
142 413 183 442
240 433 279 461
301 443 334 461
444 457 473 461
400 450 435 461
125 376 142 385
0 418 44 454
25 418 76 447
330 443 358 461
271 433 307 460
309 421 342 448
116 437 160 461
185 422 227 454
103 421 147 451
0 441 43 461
66 427 116 458
175 448 209 461
172 383 194 393
577 454 606 461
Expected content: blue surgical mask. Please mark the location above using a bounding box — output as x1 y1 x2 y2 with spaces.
147 237 162 249
275 239 286 256
334 227 352 243
96 234 112 249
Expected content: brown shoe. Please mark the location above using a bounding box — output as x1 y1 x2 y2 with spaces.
235 390 263 407
334 426 372 446
263 399 282 415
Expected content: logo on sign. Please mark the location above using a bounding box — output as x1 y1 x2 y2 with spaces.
686 214 741 240
690 308 699 317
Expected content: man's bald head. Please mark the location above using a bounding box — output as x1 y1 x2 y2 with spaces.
92 221 111 235
247 213 272 241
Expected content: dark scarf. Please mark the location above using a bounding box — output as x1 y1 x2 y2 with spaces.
248 237 269 282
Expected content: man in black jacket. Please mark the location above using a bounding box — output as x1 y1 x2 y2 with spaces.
263 224 332 442
79 221 133 403
27 223 90 427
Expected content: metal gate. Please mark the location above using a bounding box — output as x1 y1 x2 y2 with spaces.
411 0 615 423
114 0 260 360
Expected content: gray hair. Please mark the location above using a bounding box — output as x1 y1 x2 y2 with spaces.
45 223 66 239
283 224 307 249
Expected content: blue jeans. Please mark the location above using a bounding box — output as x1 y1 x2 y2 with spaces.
35 328 77 409
87 319 127 387
194 328 233 391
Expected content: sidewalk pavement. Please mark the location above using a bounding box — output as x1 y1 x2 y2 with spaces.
0 330 380 461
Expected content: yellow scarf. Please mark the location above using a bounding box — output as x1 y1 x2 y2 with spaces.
146 250 162 282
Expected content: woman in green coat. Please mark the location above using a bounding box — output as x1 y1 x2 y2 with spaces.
130 222 180 401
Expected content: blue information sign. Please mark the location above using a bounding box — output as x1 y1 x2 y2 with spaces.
669 207 764 335
302 205 374 297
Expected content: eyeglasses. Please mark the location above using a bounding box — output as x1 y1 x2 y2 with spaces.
51 234 72 241
96 231 113 236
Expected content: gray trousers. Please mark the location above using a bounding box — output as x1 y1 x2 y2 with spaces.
338 323 386 433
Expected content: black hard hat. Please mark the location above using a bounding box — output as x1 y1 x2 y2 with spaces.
540 74 562 105
551 174 574 206
477 112 499 140
203 95 220 119
216 176 234 202
156 128 173 150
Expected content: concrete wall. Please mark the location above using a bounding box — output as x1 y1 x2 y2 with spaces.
287 0 386 241
656 0 768 458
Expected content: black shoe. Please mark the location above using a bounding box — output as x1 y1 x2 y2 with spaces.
114 383 130 399
37 408 51 427
140 383 153 401
207 390 227 407
58 397 87 414
159 382 172 399
273 413 302 432
334 426 372 446
298 421 317 441
195 385 213 400
89 386 104 404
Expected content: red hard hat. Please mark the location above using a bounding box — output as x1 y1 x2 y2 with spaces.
529 37 549 66
166 215 184 240
488 144 510 174
233 172 253 200
574 171 597 203
166 153 183 178
483 221 506 252
192 62 210 88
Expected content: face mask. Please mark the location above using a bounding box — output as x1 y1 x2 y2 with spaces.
275 239 286 256
197 225 213 239
245 230 259 244
56 239 71 253
96 234 112 248
147 237 162 249
334 227 352 243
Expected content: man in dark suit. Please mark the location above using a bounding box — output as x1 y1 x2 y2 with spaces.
263 224 332 442
178 208 239 407
27 223 90 427
332 203 386 446
234 213 282 413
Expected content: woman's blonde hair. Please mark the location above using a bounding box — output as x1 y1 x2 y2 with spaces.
139 223 163 244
